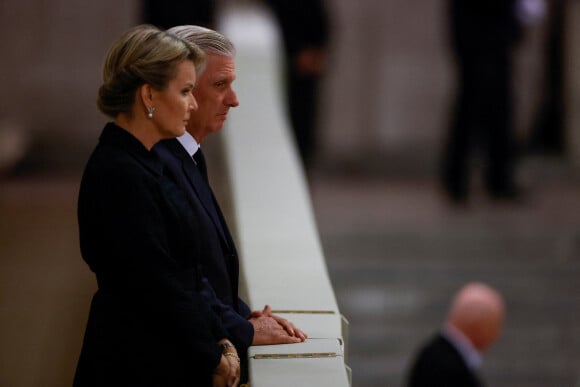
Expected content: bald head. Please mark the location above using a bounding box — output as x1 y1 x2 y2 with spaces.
446 282 505 352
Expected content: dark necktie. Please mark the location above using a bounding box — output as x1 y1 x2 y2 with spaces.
193 148 209 183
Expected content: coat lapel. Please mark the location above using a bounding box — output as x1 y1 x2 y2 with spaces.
165 141 231 251
156 139 236 255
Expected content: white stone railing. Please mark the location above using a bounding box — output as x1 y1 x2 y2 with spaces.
219 4 351 386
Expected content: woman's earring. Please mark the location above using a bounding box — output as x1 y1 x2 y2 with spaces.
147 107 155 118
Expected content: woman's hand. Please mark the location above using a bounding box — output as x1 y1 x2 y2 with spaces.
213 340 240 387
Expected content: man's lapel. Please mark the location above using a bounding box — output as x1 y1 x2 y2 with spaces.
178 149 230 247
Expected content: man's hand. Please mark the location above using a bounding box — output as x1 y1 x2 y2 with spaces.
249 305 308 345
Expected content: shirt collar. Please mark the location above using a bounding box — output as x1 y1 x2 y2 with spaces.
442 324 483 369
176 131 200 157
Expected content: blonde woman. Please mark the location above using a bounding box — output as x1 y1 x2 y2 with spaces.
74 25 239 387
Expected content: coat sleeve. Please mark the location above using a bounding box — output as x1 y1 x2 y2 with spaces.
78 159 226 376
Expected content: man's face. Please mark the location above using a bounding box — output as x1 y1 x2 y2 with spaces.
188 53 239 142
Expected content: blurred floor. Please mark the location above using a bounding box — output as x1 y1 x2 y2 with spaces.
309 157 580 387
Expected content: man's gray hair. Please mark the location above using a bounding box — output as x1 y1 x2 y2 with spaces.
168 25 236 57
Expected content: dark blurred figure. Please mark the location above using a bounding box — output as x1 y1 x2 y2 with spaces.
442 0 523 203
528 0 566 155
142 0 216 28
264 0 330 169
406 282 506 387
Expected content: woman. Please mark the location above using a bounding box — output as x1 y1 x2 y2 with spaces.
74 25 239 387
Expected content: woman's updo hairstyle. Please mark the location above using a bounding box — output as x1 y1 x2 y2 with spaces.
97 24 205 118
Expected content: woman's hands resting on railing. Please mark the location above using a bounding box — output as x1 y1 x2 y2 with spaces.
249 305 308 345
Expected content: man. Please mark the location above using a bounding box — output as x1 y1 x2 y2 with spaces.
406 282 506 387
144 0 330 170
264 0 330 169
154 25 306 373
442 0 522 202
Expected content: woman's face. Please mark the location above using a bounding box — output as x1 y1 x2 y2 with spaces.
151 60 198 139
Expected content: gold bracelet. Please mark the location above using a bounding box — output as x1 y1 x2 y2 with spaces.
224 352 240 363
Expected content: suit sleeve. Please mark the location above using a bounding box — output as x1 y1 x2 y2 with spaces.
199 277 254 353
237 297 252 319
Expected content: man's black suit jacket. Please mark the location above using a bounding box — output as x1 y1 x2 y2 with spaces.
154 138 254 355
450 0 521 54
407 333 483 387
74 123 225 387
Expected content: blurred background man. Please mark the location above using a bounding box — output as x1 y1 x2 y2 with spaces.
406 282 505 387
